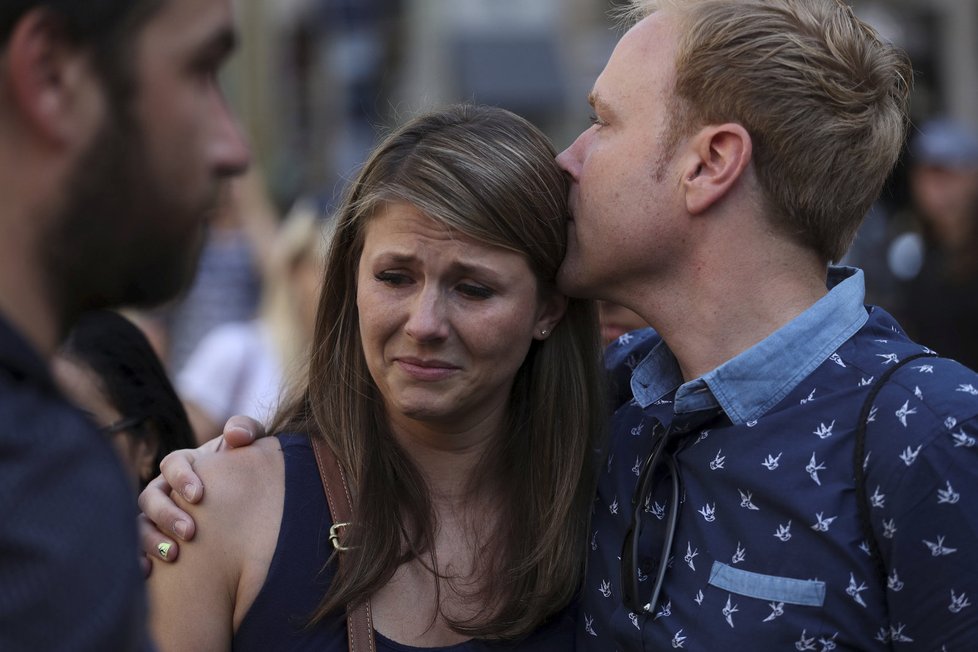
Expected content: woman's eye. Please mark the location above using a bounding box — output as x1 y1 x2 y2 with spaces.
376 271 410 286
458 284 494 300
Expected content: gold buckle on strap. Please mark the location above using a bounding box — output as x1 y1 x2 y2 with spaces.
329 522 351 551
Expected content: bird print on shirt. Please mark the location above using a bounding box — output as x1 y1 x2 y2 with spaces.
951 430 976 447
900 445 922 466
591 312 978 651
631 456 642 476
813 421 835 439
830 353 846 367
795 629 817 650
956 384 978 396
647 498 667 520
763 602 784 622
698 503 717 522
869 486 885 508
617 332 635 346
599 580 612 598
731 542 747 565
948 590 971 613
624 354 641 372
671 629 687 648
882 519 897 539
806 453 826 485
923 536 957 556
693 430 710 446
895 401 917 427
684 542 698 571
738 489 760 510
888 569 904 591
937 481 960 504
811 512 837 532
846 573 869 607
889 623 914 643
655 600 672 620
583 613 597 637
722 595 738 628
774 521 792 542
710 450 726 470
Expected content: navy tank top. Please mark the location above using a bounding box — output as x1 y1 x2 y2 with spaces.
233 434 576 651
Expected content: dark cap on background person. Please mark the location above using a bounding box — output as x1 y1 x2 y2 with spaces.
912 118 978 168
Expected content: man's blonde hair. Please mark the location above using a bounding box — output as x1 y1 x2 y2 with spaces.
624 0 912 261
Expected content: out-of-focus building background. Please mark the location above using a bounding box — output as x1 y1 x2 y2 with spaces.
149 0 978 434
225 0 978 209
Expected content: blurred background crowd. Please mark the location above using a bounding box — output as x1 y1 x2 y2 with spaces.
122 0 978 446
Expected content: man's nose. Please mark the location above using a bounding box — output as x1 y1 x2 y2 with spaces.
556 130 588 182
212 100 250 178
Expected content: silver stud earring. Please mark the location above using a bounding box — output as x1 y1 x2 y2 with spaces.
540 329 549 337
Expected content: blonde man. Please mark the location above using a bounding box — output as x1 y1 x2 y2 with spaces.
559 1 976 649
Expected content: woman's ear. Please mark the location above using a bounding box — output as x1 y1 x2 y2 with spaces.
533 291 568 341
135 425 161 488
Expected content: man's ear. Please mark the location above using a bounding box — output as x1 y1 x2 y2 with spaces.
4 8 101 146
681 123 752 215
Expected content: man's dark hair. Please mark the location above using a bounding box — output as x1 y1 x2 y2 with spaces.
1 1 164 102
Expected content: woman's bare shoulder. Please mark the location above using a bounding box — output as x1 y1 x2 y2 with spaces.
147 436 287 650
179 436 285 544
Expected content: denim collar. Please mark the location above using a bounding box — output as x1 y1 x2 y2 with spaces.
629 266 868 425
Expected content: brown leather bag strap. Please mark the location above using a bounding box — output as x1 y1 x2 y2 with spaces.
310 436 376 652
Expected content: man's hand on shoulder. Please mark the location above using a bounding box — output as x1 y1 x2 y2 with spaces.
138 415 266 571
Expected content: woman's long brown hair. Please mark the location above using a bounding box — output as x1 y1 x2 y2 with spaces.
271 104 605 639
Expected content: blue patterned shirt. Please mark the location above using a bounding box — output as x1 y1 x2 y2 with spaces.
580 267 978 651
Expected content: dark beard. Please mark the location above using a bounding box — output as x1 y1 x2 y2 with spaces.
42 103 208 332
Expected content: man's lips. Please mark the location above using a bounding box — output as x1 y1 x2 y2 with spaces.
394 357 460 381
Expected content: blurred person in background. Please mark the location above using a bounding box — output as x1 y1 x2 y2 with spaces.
0 0 248 648
159 168 276 375
178 202 332 443
890 118 978 370
54 310 197 492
